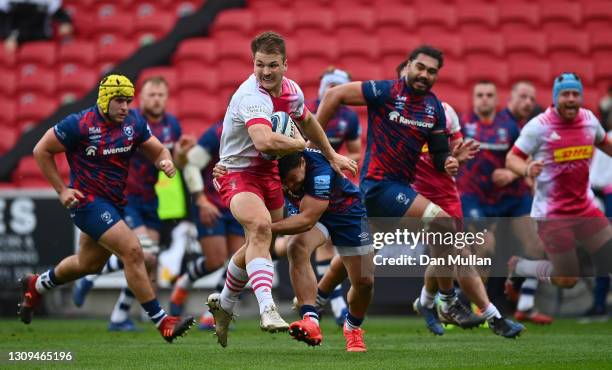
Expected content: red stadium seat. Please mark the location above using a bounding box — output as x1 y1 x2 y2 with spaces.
253 9 293 35
416 3 457 32
379 34 421 73
433 84 470 116
540 2 582 27
18 64 56 96
0 45 16 68
247 0 292 10
96 36 137 65
173 38 216 68
295 37 338 62
174 0 203 17
211 9 255 39
0 68 17 97
374 6 415 38
584 1 612 35
138 67 179 93
178 92 221 122
16 94 56 130
594 54 612 82
13 156 51 188
18 41 56 67
218 38 253 64
180 118 208 137
178 67 218 95
335 6 375 38
294 7 334 39
94 13 134 39
0 97 16 127
437 61 466 87
550 57 595 85
346 63 383 82
218 61 252 89
57 64 97 103
58 40 96 66
499 2 539 31
424 33 463 58
503 30 547 56
135 13 175 42
462 32 504 58
0 126 17 154
508 59 550 86
590 32 612 54
547 30 589 56
338 37 379 63
465 58 509 86
457 3 498 31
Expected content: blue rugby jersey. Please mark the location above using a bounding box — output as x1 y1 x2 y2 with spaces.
456 108 531 204
125 109 181 201
284 148 363 216
306 99 361 151
197 121 226 210
360 78 446 184
53 106 152 206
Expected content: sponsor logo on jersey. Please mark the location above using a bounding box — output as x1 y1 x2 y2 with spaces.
424 104 435 118
396 192 410 205
550 131 561 141
369 81 382 97
85 145 97 156
388 111 434 128
421 143 429 153
101 211 113 224
123 125 134 139
102 145 133 155
394 95 407 110
553 145 593 162
89 127 101 134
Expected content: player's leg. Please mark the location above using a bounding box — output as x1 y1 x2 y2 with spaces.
315 240 348 326
413 264 444 335
340 252 374 352
287 225 328 346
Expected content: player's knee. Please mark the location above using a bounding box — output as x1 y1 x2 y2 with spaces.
287 240 310 262
352 275 374 293
120 243 145 267
553 276 578 289
248 218 272 238
83 258 107 274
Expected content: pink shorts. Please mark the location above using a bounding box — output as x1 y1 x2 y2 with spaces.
213 168 285 211
537 206 609 254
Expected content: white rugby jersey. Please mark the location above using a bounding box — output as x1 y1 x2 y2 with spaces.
219 74 307 170
512 107 606 217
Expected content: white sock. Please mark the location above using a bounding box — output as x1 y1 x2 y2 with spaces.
35 269 59 293
420 286 435 309
110 288 135 323
219 259 248 313
517 278 538 312
482 303 502 321
330 288 347 318
175 274 192 290
102 255 123 274
84 274 98 283
516 259 553 283
246 258 275 314
438 289 457 313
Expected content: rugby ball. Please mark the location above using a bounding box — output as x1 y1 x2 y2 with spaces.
262 112 296 160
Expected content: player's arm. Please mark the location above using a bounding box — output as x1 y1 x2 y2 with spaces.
595 132 612 156
173 135 197 169
316 82 366 129
345 138 362 162
140 136 176 178
428 130 459 176
248 123 305 157
271 195 328 235
506 148 543 178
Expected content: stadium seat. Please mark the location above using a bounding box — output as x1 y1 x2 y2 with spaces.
0 45 16 68
295 37 338 63
211 9 255 39
465 57 509 86
18 64 56 96
58 40 96 66
338 36 379 63
0 68 17 97
173 0 204 17
218 38 254 65
590 32 612 54
547 30 589 56
499 2 539 31
461 32 504 58
584 1 612 35
335 6 375 39
178 67 218 95
13 156 49 188
347 63 383 82
425 33 463 58
253 9 293 35
138 67 179 93
294 6 334 39
550 57 595 85
57 64 97 103
218 62 252 89
507 59 550 86
0 97 16 127
247 0 292 10
0 126 18 154
16 94 56 131
594 54 612 82
135 13 175 42
374 6 415 37
180 118 208 136
178 92 221 122
173 38 216 68
416 3 457 32
436 61 466 87
379 34 421 72
94 13 134 39
503 30 547 56
457 3 498 31
433 84 470 116
540 1 582 26
18 41 56 67
96 36 137 65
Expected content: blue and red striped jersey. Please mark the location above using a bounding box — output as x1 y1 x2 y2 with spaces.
306 99 361 152
197 121 226 210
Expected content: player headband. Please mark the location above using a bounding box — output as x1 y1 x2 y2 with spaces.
97 74 135 114
553 72 582 106
318 69 351 99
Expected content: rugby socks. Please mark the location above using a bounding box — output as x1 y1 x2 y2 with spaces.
110 288 135 323
515 259 553 283
246 258 275 314
517 278 538 312
300 305 320 325
141 299 167 327
35 268 62 293
482 303 502 321
316 288 330 307
102 255 124 274
83 274 98 283
344 311 363 331
187 256 210 283
215 266 228 293
419 286 436 309
220 259 248 313
315 258 332 278
315 258 347 317
438 288 457 313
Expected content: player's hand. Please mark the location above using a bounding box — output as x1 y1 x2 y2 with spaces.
196 194 221 227
526 160 544 178
159 159 176 178
452 139 480 164
176 135 197 156
293 129 306 151
492 168 518 187
59 188 85 209
444 156 459 176
212 164 228 178
329 153 358 178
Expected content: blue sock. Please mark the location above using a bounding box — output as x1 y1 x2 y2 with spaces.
141 299 167 327
187 257 210 282
300 304 319 324
345 311 363 330
593 276 611 310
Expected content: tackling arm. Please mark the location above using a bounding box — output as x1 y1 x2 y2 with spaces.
271 196 329 235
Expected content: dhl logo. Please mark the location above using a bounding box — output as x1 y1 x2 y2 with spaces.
553 145 593 162
422 144 429 153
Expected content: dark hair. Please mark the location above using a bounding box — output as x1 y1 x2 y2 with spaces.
511 80 535 92
141 76 168 89
408 45 444 69
475 79 496 86
396 59 408 78
278 152 304 179
251 31 286 60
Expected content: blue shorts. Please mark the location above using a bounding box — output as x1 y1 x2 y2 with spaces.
70 197 124 241
360 179 418 218
194 207 244 239
124 195 161 232
605 193 612 218
461 194 533 221
286 200 373 256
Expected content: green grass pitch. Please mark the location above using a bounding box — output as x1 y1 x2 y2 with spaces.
1 317 611 369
